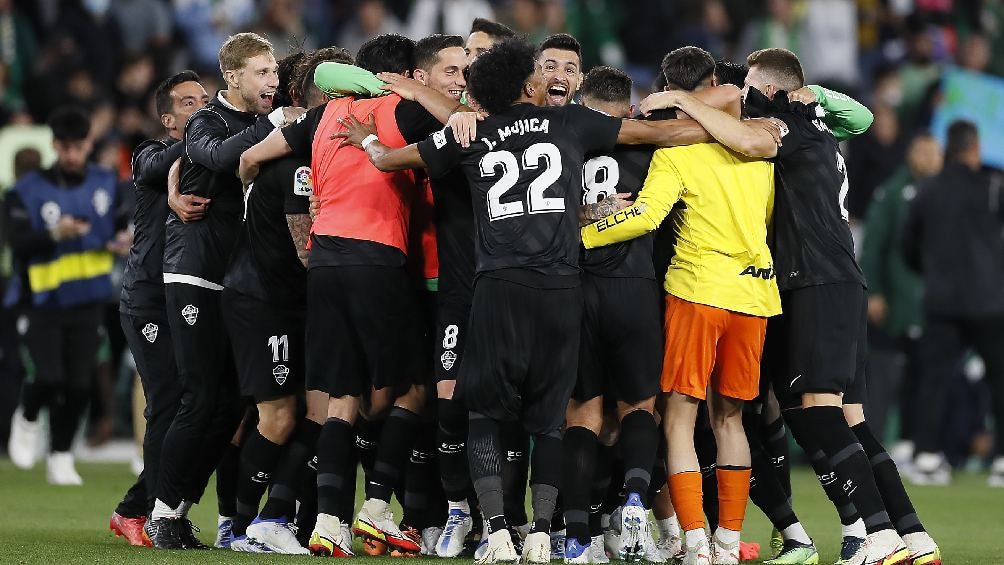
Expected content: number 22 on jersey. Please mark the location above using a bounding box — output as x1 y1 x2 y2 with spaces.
480 142 564 221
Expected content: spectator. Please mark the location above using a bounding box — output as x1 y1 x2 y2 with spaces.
509 0 549 45
737 0 804 61
859 133 943 455
109 0 173 55
0 0 37 122
337 0 403 57
895 18 942 130
405 0 494 40
256 0 313 58
846 103 904 222
173 0 257 70
902 120 1004 487
52 0 124 87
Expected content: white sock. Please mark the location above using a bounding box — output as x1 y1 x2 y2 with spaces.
657 516 680 539
363 498 389 513
448 499 471 514
600 514 611 530
152 499 180 520
219 514 232 524
713 527 740 546
781 522 812 545
179 500 193 518
842 518 866 539
685 527 708 546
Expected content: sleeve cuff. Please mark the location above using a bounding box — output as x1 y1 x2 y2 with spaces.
267 108 285 128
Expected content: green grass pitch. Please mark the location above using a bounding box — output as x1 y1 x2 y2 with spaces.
1 460 1002 563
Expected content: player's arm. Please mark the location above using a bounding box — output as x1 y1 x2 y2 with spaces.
579 193 632 227
132 140 186 190
580 150 685 248
662 90 782 158
313 61 389 98
186 110 278 173
378 73 471 124
793 85 874 141
167 157 210 223
333 113 430 172
617 85 743 147
239 128 294 187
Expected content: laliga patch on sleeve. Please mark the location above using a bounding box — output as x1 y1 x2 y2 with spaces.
293 166 313 196
433 129 448 149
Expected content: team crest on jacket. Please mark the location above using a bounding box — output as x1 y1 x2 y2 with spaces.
142 323 159 343
93 188 111 216
273 364 289 385
441 350 457 371
181 304 198 326
293 166 313 196
40 202 61 229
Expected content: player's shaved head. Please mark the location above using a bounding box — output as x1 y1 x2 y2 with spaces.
714 60 748 89
581 66 632 104
661 46 716 92
746 48 804 93
468 38 538 115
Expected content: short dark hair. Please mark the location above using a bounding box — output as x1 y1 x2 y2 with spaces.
295 46 354 103
580 66 632 104
415 34 466 71
468 38 537 115
356 34 416 75
470 18 516 40
539 33 582 62
154 70 202 116
274 51 308 108
945 119 979 163
661 46 715 91
747 48 805 91
48 106 91 142
714 60 748 89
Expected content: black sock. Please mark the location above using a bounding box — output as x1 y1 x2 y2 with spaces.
763 416 792 499
233 429 284 535
366 406 419 502
551 495 565 532
694 420 719 529
317 417 355 520
50 386 88 452
501 423 530 527
339 448 358 523
851 422 925 535
261 419 321 521
530 431 561 534
403 419 439 528
355 416 383 476
21 381 44 422
802 407 892 534
468 413 506 533
620 410 658 506
215 442 241 518
437 397 470 501
748 435 798 531
562 426 597 545
295 454 319 537
604 456 625 515
785 409 860 526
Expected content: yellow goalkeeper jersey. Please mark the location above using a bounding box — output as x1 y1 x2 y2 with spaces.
581 142 781 318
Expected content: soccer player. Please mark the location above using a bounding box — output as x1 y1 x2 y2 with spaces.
109 71 209 546
222 47 353 555
5 107 130 485
238 33 465 558
145 32 303 550
582 47 779 565
538 33 583 107
649 48 940 565
335 37 716 564
560 66 664 564
466 18 517 64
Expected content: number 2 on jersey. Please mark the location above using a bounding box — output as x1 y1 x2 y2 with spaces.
481 142 564 221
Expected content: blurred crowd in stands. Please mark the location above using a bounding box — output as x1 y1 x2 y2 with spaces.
1 0 1002 476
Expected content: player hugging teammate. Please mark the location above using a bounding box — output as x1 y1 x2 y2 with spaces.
99 18 941 565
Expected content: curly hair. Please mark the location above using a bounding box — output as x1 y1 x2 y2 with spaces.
467 38 537 115
274 51 307 108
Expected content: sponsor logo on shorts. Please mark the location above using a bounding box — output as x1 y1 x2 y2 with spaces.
251 471 271 484
433 129 448 149
142 323 159 343
441 349 457 371
789 374 802 388
273 364 289 385
181 304 198 325
308 455 318 470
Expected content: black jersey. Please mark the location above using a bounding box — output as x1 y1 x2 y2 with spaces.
418 103 621 287
120 138 185 315
745 88 865 291
163 93 275 285
222 156 311 310
430 168 475 303
581 143 657 279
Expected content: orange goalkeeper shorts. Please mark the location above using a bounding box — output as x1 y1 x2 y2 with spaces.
661 294 766 400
